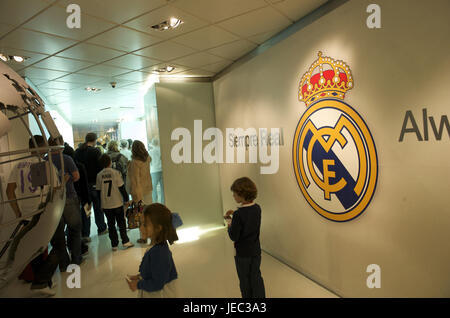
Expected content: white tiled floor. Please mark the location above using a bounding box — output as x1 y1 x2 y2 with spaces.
4 221 338 298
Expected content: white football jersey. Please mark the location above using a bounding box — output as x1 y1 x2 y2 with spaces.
96 167 124 209
8 157 60 219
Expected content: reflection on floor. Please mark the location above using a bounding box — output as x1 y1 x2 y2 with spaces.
48 223 337 298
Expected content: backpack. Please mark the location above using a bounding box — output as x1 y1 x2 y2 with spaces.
111 153 126 178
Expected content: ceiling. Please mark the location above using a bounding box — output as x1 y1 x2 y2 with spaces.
0 0 327 125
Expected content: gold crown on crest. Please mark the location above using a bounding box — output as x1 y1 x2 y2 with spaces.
299 51 354 107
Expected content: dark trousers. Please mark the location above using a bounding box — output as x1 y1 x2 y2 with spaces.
19 219 58 289
30 251 59 289
88 184 107 234
50 197 83 268
80 203 91 238
64 197 82 264
103 206 130 247
234 255 266 298
50 218 70 271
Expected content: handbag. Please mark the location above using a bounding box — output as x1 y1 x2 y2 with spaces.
126 201 143 229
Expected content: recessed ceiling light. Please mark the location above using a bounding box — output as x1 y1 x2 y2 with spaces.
85 87 101 92
0 53 28 63
12 55 24 63
169 17 183 28
151 17 183 31
154 66 176 73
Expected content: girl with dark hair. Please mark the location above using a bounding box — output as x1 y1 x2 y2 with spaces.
126 203 179 298
128 140 152 244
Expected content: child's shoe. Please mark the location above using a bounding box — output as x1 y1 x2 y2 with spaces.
112 246 118 251
123 242 134 248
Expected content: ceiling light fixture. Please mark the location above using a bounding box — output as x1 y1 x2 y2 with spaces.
0 54 8 62
151 17 183 31
12 55 24 63
85 87 101 92
153 65 175 73
169 17 183 28
0 53 28 63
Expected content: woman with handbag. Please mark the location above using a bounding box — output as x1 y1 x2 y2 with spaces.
128 140 153 244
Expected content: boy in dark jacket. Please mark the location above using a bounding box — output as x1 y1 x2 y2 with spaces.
225 177 266 298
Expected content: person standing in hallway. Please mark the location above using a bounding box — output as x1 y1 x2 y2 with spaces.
128 140 152 244
128 139 133 152
126 203 179 297
102 134 110 150
106 140 128 188
225 177 266 298
63 144 92 250
95 141 105 155
5 135 61 296
96 154 134 251
75 132 108 236
120 139 132 161
47 138 83 266
148 137 164 204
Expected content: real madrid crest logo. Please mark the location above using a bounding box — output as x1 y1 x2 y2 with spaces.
293 52 378 222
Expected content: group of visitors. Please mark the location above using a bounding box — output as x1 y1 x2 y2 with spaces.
5 132 265 299
74 133 161 246
6 135 88 296
4 132 162 294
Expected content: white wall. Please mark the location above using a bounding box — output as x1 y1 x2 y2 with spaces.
28 110 74 147
155 82 224 228
50 110 74 148
213 0 450 297
119 120 148 149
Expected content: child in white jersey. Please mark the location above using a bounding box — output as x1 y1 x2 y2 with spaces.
96 154 133 251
